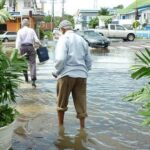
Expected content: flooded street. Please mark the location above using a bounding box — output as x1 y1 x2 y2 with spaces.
12 40 150 150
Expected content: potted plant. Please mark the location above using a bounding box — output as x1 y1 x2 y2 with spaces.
0 42 26 150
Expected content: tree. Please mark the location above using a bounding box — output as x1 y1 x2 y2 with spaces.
98 8 110 16
88 17 99 28
44 15 52 23
54 14 74 28
113 4 124 9
64 14 74 27
54 16 62 27
0 0 12 23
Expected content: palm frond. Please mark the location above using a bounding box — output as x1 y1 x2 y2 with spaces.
124 49 150 126
131 67 150 79
131 49 150 79
0 0 6 9
0 9 13 23
136 49 150 65
123 85 150 102
0 48 27 104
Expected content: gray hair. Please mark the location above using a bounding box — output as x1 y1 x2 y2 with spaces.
21 19 29 27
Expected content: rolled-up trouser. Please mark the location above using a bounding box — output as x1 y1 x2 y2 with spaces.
20 44 36 81
57 76 87 119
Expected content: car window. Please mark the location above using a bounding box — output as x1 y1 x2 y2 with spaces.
6 32 16 35
110 25 115 30
116 25 125 30
84 31 100 37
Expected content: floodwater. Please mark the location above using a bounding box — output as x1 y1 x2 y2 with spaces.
12 43 150 150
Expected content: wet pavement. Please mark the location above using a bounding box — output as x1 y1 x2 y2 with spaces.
10 40 150 150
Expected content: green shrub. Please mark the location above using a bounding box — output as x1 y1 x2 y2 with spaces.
0 42 26 127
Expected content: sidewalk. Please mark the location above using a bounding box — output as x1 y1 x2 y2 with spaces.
12 59 58 149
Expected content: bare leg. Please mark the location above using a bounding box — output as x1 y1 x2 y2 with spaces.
80 118 85 129
57 111 65 127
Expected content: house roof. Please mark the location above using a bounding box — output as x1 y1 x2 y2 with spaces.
119 0 150 14
79 9 99 13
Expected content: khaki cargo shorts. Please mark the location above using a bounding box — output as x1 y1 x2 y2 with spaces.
57 76 87 119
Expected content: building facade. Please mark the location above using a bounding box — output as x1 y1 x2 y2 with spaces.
74 9 99 30
0 0 44 32
117 1 150 28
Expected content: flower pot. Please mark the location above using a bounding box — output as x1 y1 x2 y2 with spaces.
0 120 16 150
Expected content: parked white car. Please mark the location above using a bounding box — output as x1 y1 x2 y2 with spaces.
94 24 136 41
0 31 17 42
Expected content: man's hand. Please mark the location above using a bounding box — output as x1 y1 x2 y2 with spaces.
52 72 57 78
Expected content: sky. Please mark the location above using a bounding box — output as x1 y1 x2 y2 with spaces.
44 0 135 16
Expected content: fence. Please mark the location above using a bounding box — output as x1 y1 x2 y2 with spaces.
136 30 150 39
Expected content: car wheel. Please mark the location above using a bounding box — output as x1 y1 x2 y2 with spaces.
123 39 127 42
127 34 135 41
3 38 9 42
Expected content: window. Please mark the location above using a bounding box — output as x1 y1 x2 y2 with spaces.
110 25 115 30
122 16 126 19
116 25 125 30
24 0 33 8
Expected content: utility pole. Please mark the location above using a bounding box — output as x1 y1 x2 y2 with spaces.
52 0 54 22
94 0 98 9
13 0 16 11
135 0 138 20
62 0 65 20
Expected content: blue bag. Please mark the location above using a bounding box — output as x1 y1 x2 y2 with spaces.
37 47 49 62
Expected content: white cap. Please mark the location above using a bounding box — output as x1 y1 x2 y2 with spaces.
59 20 73 29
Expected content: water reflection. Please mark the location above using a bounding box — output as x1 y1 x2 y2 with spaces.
55 128 89 150
90 47 110 56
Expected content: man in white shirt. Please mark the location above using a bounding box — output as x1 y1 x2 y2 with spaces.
16 18 41 87
53 20 92 129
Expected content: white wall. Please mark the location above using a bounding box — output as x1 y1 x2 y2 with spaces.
5 0 40 15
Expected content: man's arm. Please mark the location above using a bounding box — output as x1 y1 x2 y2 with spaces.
33 29 41 45
84 42 92 71
15 31 21 50
53 36 68 76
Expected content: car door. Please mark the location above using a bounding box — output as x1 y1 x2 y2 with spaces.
108 24 117 38
115 25 127 38
6 32 17 41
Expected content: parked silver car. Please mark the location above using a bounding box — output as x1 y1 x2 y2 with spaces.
0 31 17 42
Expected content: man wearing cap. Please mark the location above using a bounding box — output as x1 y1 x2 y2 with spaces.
16 18 41 87
53 20 92 129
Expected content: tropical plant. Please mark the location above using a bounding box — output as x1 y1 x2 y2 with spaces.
44 15 52 23
98 8 110 16
88 17 99 28
0 0 13 23
0 42 27 127
124 48 150 126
